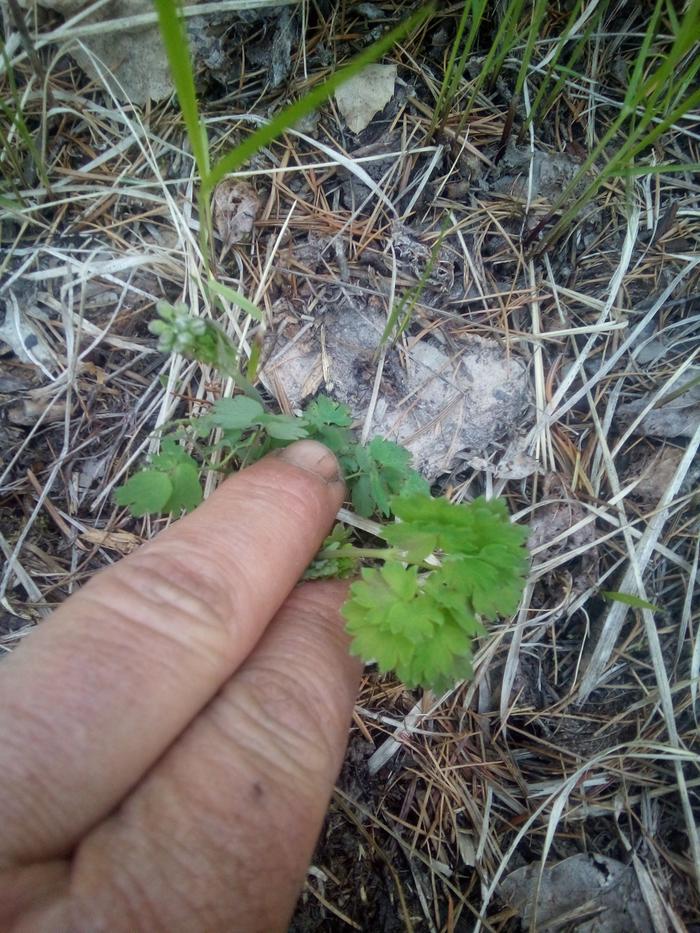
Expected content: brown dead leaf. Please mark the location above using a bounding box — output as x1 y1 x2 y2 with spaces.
528 477 599 597
529 482 591 557
495 437 541 480
629 446 685 507
7 391 71 426
212 180 259 249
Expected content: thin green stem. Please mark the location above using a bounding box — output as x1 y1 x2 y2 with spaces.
317 546 395 562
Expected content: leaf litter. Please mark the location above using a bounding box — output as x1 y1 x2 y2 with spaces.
500 855 655 933
212 180 260 251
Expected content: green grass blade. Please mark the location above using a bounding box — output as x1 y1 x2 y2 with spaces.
622 87 700 163
153 0 209 178
203 4 434 194
453 0 526 135
379 224 448 349
207 276 264 322
639 0 700 115
432 0 471 127
603 591 661 613
611 161 700 178
522 0 585 132
625 0 664 111
514 0 548 96
436 0 489 126
482 0 526 86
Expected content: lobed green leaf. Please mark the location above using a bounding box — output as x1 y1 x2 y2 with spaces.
344 495 529 693
114 470 173 517
114 440 202 517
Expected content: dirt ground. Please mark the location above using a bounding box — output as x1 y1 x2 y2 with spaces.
1 2 699 930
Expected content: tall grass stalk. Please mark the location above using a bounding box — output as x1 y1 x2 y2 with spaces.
530 0 700 249
431 0 488 133
153 0 432 275
517 0 590 140
379 224 449 351
459 0 527 133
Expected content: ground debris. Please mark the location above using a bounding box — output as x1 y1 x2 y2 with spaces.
263 303 530 480
617 369 700 438
212 180 260 250
500 854 655 933
335 64 397 133
492 145 581 201
0 292 60 376
23 0 172 103
626 444 698 508
528 478 594 560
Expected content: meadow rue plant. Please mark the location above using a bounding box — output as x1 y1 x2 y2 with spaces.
116 305 529 694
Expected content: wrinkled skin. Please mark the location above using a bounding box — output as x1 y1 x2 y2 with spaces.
0 441 361 932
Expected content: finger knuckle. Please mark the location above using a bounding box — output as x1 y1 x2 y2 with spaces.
90 550 244 669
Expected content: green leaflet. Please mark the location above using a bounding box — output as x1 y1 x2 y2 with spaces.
343 562 485 693
113 470 173 517
384 494 529 564
351 437 430 518
343 494 529 693
193 396 308 445
196 396 264 430
304 525 360 580
114 440 202 517
304 396 353 430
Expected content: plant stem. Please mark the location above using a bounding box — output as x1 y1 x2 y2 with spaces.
317 546 395 562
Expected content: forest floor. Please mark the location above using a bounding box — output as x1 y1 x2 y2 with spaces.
1 2 699 930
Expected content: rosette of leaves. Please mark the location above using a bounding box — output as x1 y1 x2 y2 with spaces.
342 495 529 693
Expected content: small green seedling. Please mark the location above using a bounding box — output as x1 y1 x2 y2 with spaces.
116 304 528 693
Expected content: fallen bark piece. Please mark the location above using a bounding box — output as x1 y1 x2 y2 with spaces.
335 64 397 133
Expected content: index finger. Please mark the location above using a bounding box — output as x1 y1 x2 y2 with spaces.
0 440 344 864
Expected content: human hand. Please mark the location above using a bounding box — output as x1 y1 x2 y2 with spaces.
0 441 361 932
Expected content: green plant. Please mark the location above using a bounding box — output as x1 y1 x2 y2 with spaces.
153 0 433 264
522 0 700 248
147 0 434 401
379 224 449 350
114 439 202 516
432 0 541 137
342 495 528 692
115 4 532 693
0 41 49 201
115 305 529 693
430 1 699 247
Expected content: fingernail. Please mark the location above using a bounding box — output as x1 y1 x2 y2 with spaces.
277 440 343 484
